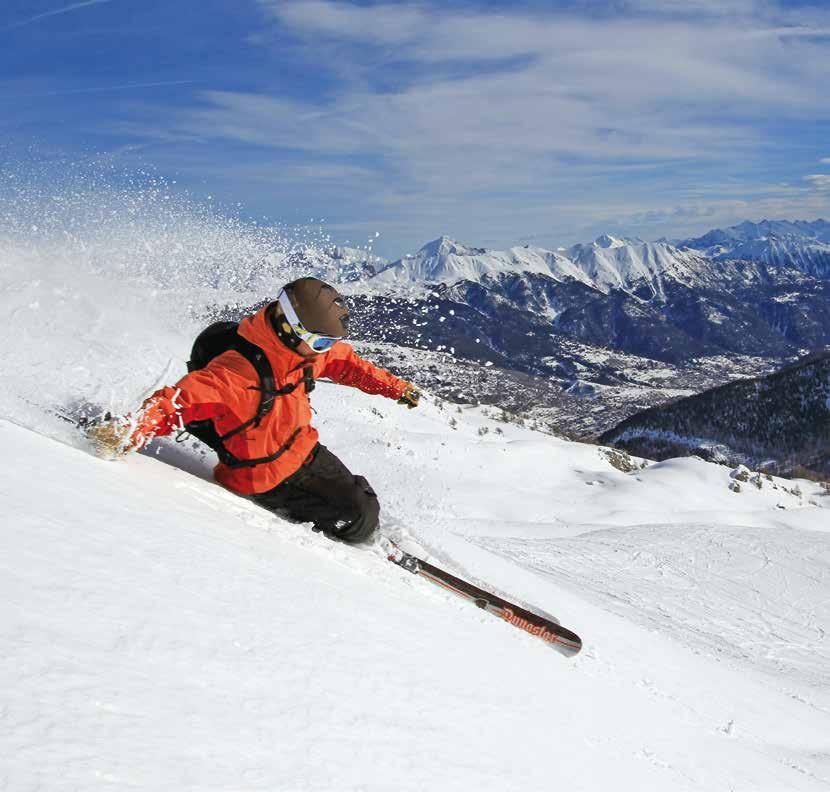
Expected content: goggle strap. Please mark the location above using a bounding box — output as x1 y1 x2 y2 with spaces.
270 307 302 350
276 289 340 353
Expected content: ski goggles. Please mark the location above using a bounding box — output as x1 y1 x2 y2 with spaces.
277 288 342 353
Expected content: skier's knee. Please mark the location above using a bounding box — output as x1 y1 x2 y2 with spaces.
335 476 379 544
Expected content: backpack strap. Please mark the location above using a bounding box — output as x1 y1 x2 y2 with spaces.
219 334 278 436
181 321 317 469
215 427 303 469
212 338 315 468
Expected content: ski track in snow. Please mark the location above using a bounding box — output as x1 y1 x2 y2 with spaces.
473 524 830 689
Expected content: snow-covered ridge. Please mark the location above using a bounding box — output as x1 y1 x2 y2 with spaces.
372 235 594 289
369 219 830 296
371 234 705 296
681 218 830 278
684 219 830 247
563 237 705 296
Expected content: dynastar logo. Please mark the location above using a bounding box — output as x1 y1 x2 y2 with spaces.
501 607 559 645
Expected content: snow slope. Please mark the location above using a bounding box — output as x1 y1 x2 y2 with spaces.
1 390 829 791
2 183 829 791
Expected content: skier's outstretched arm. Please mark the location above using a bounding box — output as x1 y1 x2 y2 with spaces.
87 357 252 457
134 365 248 443
322 344 420 407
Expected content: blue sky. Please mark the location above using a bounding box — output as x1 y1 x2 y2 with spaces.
2 0 830 257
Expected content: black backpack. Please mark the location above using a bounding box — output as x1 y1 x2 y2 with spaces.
180 321 313 468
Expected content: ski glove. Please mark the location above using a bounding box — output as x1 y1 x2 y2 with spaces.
85 417 140 460
397 383 421 409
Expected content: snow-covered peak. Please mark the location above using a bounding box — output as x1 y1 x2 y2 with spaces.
681 219 830 278
372 237 595 288
565 239 701 296
506 244 596 286
730 219 830 244
593 233 627 249
370 234 711 297
415 236 481 259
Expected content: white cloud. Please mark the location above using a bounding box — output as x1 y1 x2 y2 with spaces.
198 160 378 186
805 174 830 190
129 1 830 248
821 158 830 165
248 1 830 149
624 0 768 14
262 0 425 47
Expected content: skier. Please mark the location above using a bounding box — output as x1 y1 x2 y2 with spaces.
87 277 421 544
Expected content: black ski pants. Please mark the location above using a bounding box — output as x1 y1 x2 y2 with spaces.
251 444 380 544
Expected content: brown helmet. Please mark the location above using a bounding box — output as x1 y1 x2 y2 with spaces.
285 277 350 338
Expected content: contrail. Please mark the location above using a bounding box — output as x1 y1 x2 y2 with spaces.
2 0 114 32
9 80 195 99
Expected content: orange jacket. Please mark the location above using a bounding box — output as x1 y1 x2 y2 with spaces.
133 303 409 494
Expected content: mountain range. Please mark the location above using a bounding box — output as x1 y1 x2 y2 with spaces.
678 219 830 279
372 233 712 299
255 219 830 455
367 218 830 294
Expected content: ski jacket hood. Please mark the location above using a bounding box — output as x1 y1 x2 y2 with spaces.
133 302 408 495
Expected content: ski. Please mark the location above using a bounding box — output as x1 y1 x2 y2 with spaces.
386 544 582 657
